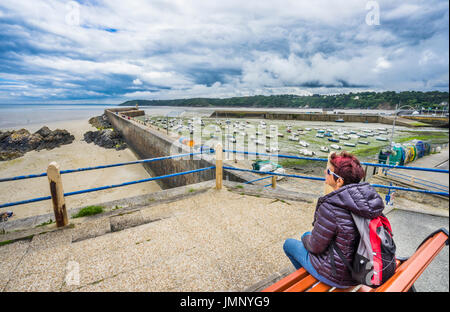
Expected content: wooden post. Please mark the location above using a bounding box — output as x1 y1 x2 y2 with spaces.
215 143 223 190
271 175 277 189
47 162 68 227
377 163 383 175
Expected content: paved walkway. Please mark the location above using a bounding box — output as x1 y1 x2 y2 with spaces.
0 187 316 292
1 184 447 292
387 209 448 292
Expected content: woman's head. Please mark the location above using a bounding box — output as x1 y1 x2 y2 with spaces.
325 151 365 190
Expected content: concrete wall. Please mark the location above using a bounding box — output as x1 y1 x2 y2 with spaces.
215 111 381 123
214 110 444 127
105 109 253 189
403 116 449 127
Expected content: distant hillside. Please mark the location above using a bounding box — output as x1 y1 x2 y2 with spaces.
120 91 449 110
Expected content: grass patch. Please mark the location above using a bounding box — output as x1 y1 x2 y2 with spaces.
188 188 196 193
410 122 428 127
396 133 449 144
36 219 54 227
352 144 389 158
0 240 14 247
235 185 244 189
72 205 104 218
278 159 319 168
270 198 291 205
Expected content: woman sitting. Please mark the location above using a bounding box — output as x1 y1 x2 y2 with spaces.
283 151 385 288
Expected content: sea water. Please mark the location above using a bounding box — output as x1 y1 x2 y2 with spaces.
0 104 115 129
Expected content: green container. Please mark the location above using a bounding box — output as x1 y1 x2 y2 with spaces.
389 146 404 166
378 150 390 164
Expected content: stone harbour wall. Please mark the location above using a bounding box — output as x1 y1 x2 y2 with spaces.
104 109 253 189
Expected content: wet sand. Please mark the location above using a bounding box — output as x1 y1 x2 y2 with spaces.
0 118 162 220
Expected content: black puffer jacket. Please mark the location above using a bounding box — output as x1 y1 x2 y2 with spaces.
302 182 385 287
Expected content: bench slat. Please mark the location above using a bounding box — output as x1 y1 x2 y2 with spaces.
262 268 309 292
285 274 318 292
332 286 359 292
306 282 333 292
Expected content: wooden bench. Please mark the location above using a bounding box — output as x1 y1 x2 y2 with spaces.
262 228 449 292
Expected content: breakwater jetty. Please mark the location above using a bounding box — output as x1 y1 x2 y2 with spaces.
104 108 254 189
212 110 448 128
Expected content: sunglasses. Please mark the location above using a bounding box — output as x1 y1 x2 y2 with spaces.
327 168 343 181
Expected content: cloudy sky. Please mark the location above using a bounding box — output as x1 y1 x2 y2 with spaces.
0 0 448 104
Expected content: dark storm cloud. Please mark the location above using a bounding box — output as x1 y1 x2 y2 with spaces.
0 0 448 103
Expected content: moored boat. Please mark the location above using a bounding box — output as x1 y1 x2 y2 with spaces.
299 140 309 147
328 138 340 143
330 144 341 150
299 149 315 156
266 147 280 153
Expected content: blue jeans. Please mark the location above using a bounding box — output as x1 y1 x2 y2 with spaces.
283 232 344 289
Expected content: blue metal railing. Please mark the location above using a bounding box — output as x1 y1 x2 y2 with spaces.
0 151 215 209
223 165 449 197
243 176 273 185
0 151 208 183
220 148 449 197
221 149 449 174
383 168 448 189
384 171 448 193
1 147 448 211
0 166 215 209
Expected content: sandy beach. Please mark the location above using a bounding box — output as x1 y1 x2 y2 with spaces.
0 118 162 220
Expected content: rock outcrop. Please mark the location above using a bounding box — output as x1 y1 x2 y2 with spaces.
88 114 113 130
83 114 127 150
0 126 75 161
83 129 127 150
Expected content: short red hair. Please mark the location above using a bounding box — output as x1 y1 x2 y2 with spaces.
329 151 365 185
